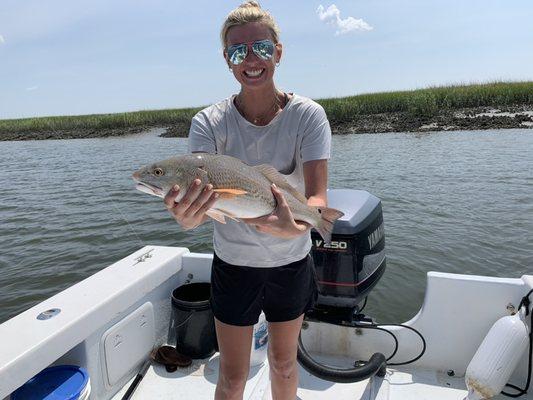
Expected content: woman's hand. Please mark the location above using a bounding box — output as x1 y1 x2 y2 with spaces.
163 179 219 230
241 184 311 238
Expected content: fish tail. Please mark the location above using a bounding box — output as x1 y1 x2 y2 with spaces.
315 207 344 244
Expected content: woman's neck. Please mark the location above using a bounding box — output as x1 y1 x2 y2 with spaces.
235 84 287 126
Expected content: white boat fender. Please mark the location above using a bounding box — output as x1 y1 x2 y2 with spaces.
464 308 530 400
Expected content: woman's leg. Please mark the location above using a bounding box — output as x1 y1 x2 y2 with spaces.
268 314 305 400
215 317 254 400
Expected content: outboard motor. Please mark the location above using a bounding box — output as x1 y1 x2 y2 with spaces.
310 189 386 317
297 189 388 383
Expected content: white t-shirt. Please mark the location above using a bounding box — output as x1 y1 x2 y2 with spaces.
187 93 331 267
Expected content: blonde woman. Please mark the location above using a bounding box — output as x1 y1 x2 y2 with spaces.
164 2 332 399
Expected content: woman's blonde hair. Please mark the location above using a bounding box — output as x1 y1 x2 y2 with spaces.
220 1 280 48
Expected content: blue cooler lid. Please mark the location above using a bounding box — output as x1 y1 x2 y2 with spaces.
12 365 89 400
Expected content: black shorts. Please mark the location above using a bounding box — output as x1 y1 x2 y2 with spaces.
210 252 318 326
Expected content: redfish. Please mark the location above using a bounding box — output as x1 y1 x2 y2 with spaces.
132 153 344 243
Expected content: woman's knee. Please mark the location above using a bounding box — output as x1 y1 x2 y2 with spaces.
268 352 297 379
218 365 249 394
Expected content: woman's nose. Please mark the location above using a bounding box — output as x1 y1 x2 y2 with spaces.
242 50 261 65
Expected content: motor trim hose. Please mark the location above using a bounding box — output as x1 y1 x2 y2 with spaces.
297 333 387 383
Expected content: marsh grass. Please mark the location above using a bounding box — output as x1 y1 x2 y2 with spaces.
317 81 533 121
0 108 201 135
1 81 532 135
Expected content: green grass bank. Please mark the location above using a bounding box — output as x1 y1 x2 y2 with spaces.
1 81 532 140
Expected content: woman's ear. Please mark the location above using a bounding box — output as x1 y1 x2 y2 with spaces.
223 49 231 69
275 42 283 64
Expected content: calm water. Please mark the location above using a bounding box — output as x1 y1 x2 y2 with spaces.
1 129 531 324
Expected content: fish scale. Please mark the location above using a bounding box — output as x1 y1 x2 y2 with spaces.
199 155 317 222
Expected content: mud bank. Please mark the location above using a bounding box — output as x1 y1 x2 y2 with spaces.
1 105 531 141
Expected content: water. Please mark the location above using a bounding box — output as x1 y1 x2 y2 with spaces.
1 129 531 324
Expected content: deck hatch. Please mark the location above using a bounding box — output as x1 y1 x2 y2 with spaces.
101 302 155 387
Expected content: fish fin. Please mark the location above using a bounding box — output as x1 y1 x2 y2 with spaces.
209 208 240 222
221 211 240 222
314 207 344 244
254 164 307 204
206 210 226 224
212 188 247 199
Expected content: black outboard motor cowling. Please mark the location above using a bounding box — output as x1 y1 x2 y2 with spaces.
311 189 386 309
298 189 388 383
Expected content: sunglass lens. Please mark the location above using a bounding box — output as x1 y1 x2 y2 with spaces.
252 40 274 61
228 44 247 65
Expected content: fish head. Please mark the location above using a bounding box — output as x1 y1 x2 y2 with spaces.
132 155 208 199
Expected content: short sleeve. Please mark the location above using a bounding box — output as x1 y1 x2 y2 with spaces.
300 103 331 162
187 111 216 154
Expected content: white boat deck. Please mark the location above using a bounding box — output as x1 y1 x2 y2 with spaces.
110 353 486 400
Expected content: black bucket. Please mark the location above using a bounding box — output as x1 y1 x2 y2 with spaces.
171 282 217 359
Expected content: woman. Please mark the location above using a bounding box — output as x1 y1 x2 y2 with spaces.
163 2 332 399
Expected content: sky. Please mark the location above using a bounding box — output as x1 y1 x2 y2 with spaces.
1 0 532 120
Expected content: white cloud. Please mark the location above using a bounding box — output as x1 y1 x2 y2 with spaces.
26 86 38 91
0 35 5 44
317 4 373 35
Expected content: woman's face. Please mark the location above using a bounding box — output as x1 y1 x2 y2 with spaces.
225 22 282 90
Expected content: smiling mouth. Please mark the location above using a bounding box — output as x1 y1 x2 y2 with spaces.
244 68 265 78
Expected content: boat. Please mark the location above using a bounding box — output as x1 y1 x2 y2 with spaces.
1 189 531 399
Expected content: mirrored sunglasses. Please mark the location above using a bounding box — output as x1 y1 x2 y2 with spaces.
226 39 275 65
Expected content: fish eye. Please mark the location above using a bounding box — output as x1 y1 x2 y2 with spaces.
153 168 164 176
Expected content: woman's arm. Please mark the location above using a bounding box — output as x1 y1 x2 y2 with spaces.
166 109 218 230
303 159 328 208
